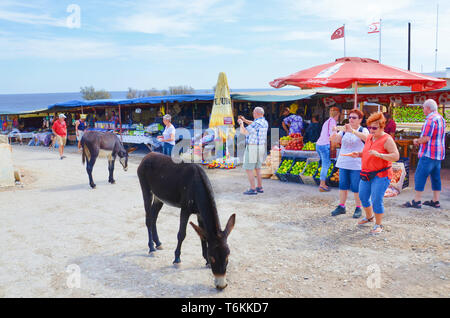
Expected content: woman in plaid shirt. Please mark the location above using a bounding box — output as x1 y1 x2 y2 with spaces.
403 99 446 209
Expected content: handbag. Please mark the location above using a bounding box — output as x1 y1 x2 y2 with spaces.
360 166 391 181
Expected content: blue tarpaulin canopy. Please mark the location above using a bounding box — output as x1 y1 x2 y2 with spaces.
231 93 313 102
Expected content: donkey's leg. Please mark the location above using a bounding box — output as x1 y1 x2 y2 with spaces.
86 154 98 189
152 200 164 249
174 209 190 264
144 192 158 253
197 216 209 267
108 156 116 184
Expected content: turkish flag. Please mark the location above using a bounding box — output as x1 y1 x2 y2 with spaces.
331 26 344 40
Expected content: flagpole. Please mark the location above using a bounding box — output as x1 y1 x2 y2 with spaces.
344 24 346 57
379 19 382 63
435 4 439 72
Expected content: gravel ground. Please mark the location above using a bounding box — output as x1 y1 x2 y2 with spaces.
0 145 448 298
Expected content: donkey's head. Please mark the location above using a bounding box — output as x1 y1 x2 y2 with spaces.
190 213 235 290
118 150 128 171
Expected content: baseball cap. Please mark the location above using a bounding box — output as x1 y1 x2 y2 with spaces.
59 114 66 119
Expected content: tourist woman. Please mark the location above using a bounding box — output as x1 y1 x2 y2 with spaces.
347 112 399 234
330 109 369 218
316 106 340 192
158 114 176 156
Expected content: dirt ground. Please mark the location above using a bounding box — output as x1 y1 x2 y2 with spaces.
0 145 449 298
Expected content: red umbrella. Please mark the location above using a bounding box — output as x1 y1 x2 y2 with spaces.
270 57 446 108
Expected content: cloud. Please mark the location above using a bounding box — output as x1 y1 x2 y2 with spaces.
285 0 414 23
280 31 330 41
115 0 244 36
0 1 67 27
0 35 243 60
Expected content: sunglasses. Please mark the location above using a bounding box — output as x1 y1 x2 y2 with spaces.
367 126 380 131
348 116 359 120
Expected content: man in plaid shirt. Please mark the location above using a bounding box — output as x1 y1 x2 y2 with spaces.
238 107 269 195
403 99 446 209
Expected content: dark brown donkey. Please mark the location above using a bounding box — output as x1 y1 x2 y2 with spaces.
137 152 235 290
81 131 129 188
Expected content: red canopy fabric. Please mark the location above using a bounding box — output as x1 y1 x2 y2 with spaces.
270 57 446 92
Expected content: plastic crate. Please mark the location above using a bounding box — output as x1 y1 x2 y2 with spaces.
301 158 320 185
275 157 295 182
315 159 336 186
397 157 410 189
326 165 340 188
287 158 307 184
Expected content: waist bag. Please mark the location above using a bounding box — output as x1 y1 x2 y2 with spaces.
360 166 391 182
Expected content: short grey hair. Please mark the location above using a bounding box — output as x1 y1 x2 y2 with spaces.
254 107 265 115
423 99 438 111
163 114 172 122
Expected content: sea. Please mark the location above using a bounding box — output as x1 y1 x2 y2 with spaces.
0 88 292 114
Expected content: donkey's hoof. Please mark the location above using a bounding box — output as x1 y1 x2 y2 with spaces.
90 184 96 189
156 244 163 250
109 179 116 184
173 258 181 267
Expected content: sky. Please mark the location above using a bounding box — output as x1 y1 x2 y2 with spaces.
0 0 448 94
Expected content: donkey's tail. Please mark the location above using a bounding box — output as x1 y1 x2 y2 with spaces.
81 137 86 165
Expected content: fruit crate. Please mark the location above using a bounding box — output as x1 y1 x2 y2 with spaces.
275 156 295 182
314 159 336 186
301 158 320 185
326 165 340 188
397 157 409 189
287 158 307 184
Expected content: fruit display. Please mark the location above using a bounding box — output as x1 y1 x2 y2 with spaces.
302 142 316 151
284 134 304 151
317 162 334 178
276 159 293 174
390 168 403 184
207 160 235 169
285 139 304 151
329 169 340 182
289 161 306 176
280 136 291 141
302 161 319 176
393 106 425 123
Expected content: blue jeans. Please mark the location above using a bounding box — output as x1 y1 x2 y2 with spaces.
316 144 331 181
359 176 390 214
339 168 361 193
414 156 442 192
163 143 174 156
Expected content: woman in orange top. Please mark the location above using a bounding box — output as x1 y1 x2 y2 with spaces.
347 112 399 234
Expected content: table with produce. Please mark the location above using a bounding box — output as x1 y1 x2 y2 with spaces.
280 134 320 159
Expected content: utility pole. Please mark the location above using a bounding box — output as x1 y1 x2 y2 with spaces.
408 22 411 70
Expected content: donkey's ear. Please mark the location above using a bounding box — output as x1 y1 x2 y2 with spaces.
223 214 236 238
190 222 206 240
127 146 137 154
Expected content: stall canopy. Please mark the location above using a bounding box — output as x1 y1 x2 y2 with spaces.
270 57 447 108
232 93 314 102
46 94 216 111
317 84 450 106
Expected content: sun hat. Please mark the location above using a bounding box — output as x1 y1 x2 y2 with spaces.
59 114 66 119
